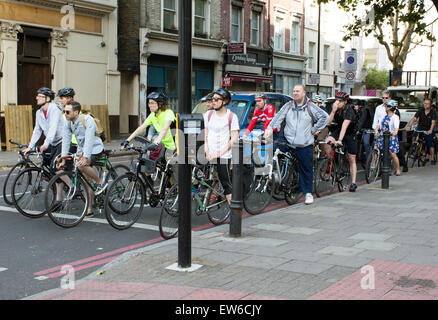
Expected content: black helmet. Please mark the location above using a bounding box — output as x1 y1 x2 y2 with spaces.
335 91 350 101
201 92 214 102
57 87 75 98
350 99 363 106
385 99 398 111
213 88 232 103
37 87 55 101
147 92 168 104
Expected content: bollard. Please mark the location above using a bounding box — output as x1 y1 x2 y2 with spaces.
229 139 244 237
381 131 390 189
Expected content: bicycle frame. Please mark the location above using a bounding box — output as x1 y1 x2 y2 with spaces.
192 165 227 213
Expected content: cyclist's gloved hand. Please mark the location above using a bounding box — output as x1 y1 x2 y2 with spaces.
121 140 129 148
147 143 159 151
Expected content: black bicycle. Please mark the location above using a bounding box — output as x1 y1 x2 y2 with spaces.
104 136 176 230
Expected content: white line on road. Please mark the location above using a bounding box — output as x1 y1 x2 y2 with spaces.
0 267 8 272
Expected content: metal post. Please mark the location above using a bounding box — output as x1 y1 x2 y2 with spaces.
381 131 390 189
229 139 244 237
316 2 321 95
177 0 192 268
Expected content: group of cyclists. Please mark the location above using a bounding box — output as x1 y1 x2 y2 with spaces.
20 83 437 220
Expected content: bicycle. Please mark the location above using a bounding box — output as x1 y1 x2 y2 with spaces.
104 136 176 230
11 147 57 218
356 129 374 170
44 151 129 228
314 141 351 198
406 130 429 168
159 164 230 240
2 140 39 206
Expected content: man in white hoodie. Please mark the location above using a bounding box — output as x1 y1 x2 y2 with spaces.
23 87 64 172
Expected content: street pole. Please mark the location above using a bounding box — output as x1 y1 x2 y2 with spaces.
229 139 244 237
316 2 321 95
177 0 192 268
381 131 390 189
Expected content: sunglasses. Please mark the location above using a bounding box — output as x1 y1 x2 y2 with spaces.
212 97 223 102
64 110 73 115
382 97 390 99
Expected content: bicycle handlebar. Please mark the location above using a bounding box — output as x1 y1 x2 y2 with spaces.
9 139 28 149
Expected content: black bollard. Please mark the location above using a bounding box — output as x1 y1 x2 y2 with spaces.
381 131 390 189
230 139 244 237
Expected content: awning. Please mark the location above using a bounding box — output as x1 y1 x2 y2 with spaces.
226 72 272 84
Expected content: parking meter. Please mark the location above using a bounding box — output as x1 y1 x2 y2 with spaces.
178 114 204 165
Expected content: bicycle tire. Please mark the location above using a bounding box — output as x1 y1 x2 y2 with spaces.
284 158 300 205
12 167 52 218
159 183 179 240
314 158 336 198
105 173 145 230
337 153 352 192
243 173 274 215
272 155 288 201
365 149 380 184
45 171 89 228
3 161 29 205
406 143 418 168
207 181 231 224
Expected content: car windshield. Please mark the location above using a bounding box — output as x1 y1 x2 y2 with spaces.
228 99 250 125
388 90 427 110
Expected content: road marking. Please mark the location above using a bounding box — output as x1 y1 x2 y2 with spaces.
0 267 7 272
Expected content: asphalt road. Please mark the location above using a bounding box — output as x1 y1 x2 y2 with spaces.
0 156 368 300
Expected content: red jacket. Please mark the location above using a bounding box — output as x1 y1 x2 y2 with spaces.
245 103 276 136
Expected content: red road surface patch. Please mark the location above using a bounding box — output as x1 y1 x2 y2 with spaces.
308 259 438 300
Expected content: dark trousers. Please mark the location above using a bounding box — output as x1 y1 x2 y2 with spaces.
293 144 314 194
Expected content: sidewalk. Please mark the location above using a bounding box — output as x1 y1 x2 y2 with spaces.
0 135 131 168
26 164 438 300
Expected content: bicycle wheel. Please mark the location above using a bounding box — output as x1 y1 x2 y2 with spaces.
45 171 89 228
207 181 231 224
284 158 301 205
337 153 352 192
243 173 274 215
3 161 29 205
105 173 145 230
418 146 428 167
272 156 288 201
406 143 418 168
314 158 336 198
159 183 179 240
12 167 52 218
365 149 380 184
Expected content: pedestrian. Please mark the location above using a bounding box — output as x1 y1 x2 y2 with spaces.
356 100 374 161
264 84 329 205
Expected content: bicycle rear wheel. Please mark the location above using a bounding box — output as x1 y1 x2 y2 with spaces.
337 154 352 192
365 149 380 184
243 173 274 215
12 167 52 218
314 158 336 198
406 144 418 168
3 161 29 205
105 173 145 230
45 171 89 228
207 181 230 224
159 183 179 240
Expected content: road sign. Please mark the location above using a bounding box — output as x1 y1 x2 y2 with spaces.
344 50 357 72
346 71 356 81
222 77 232 87
308 73 320 85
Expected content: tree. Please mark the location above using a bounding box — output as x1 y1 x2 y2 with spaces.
365 67 389 90
318 0 437 71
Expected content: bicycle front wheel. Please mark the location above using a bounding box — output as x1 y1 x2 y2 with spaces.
45 171 89 228
12 167 52 218
207 181 230 224
3 161 29 206
337 154 352 192
365 149 380 184
243 174 274 215
284 158 301 205
159 183 179 240
314 158 336 198
105 173 145 230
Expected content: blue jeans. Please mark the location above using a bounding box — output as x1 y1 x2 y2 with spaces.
362 132 371 160
292 144 314 194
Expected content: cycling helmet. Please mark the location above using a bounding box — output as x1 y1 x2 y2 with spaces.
57 87 75 98
335 91 349 101
313 95 324 103
205 92 214 101
385 99 398 111
37 87 55 101
147 92 168 105
213 88 232 102
255 93 267 100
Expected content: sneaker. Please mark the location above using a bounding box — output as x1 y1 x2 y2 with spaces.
304 193 313 205
95 182 108 195
349 183 357 192
85 210 95 218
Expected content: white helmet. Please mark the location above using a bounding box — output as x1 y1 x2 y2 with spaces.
313 95 324 103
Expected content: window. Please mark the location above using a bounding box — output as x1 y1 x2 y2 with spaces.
274 16 285 51
323 45 330 71
163 0 177 31
231 6 242 42
308 42 315 70
274 74 284 92
194 0 206 37
251 11 260 46
290 20 300 54
283 75 301 96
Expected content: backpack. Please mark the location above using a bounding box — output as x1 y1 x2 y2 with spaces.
70 113 106 142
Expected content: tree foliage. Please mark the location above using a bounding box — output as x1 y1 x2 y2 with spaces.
365 67 389 90
318 0 437 71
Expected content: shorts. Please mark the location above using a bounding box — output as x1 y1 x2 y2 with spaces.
43 143 62 173
415 128 435 148
329 131 358 155
90 151 105 166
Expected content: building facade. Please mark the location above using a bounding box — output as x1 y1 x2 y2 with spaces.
0 0 120 137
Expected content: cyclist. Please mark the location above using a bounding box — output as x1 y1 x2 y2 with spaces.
374 99 401 175
121 92 176 161
57 101 106 217
324 91 359 192
57 87 78 154
356 99 374 161
242 93 275 139
23 88 64 172
204 88 239 207
406 98 437 165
